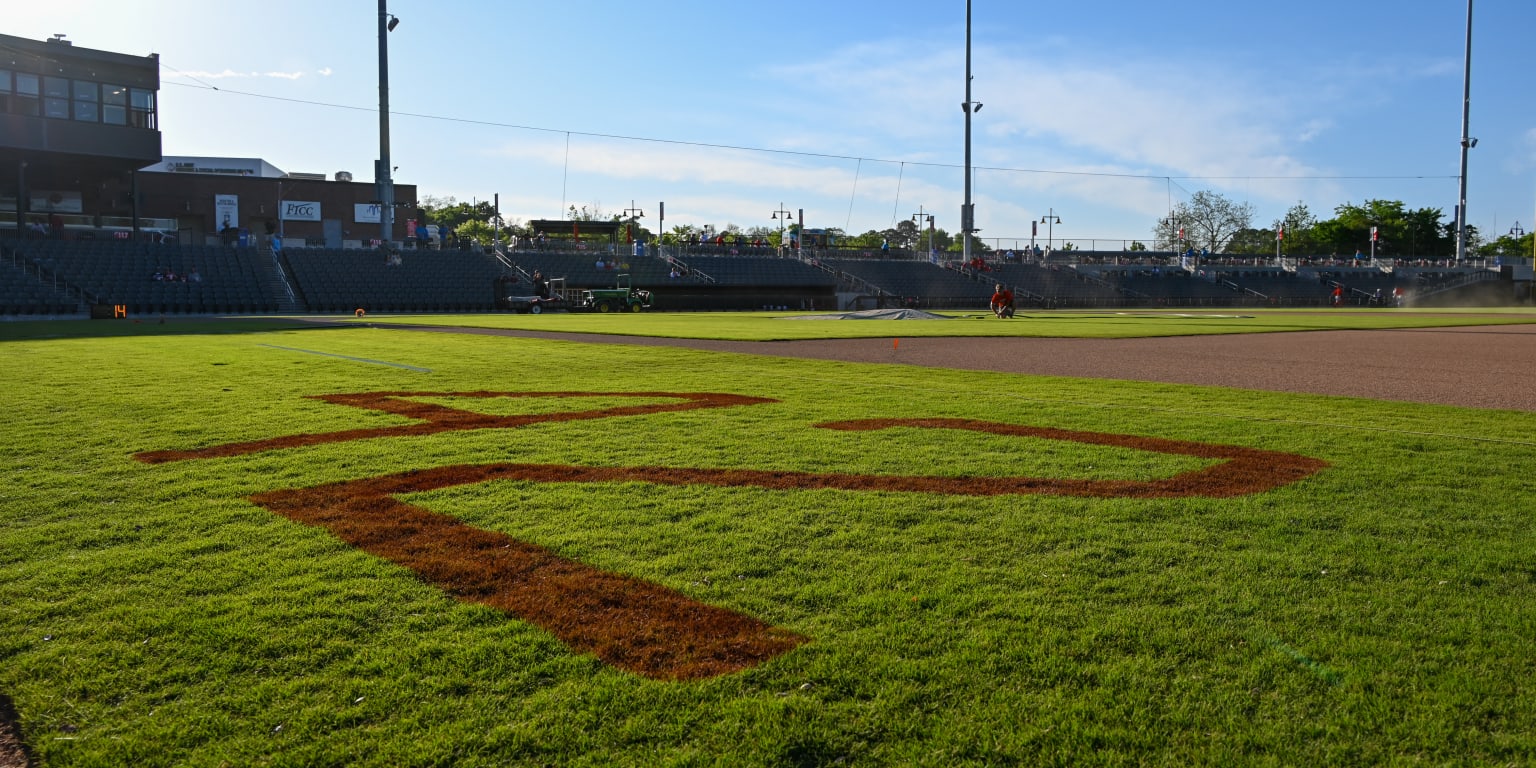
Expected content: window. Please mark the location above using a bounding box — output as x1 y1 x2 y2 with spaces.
13 73 40 116
102 83 128 125
72 80 99 121
129 88 156 129
0 70 11 92
43 76 69 119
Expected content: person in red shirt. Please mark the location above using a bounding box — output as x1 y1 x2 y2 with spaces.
990 283 1015 318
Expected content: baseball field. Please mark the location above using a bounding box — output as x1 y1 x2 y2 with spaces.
3 309 1534 766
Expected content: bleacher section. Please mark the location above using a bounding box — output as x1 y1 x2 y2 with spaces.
507 251 676 288
822 258 990 306
990 263 1125 306
3 238 279 314
281 247 511 313
0 257 78 315
0 239 1511 315
679 256 836 287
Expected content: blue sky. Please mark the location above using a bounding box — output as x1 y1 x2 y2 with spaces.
13 1 1535 248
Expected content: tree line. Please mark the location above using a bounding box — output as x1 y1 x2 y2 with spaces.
416 193 1533 259
1154 191 1533 259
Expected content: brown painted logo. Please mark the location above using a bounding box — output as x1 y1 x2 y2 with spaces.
137 392 1327 679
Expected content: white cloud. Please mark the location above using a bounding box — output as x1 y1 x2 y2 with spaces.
1297 119 1333 143
166 69 323 81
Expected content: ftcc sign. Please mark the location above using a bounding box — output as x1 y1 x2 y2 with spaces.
280 201 322 222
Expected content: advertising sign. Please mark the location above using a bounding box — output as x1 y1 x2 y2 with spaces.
32 191 84 214
214 194 239 230
355 203 382 224
280 200 322 222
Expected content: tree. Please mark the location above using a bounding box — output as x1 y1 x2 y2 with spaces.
565 204 611 222
1480 231 1532 259
1152 190 1255 253
419 196 498 232
946 232 991 253
1274 202 1319 255
1225 228 1276 255
1311 200 1453 259
454 220 495 244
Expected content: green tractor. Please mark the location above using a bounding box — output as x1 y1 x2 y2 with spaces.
581 274 653 313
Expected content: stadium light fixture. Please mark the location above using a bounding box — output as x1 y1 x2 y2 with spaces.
378 2 401 247
1455 0 1473 262
961 0 977 265
1039 209 1062 252
771 204 794 254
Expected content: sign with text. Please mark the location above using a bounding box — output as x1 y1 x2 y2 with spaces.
280 200 322 222
215 194 239 230
354 203 382 224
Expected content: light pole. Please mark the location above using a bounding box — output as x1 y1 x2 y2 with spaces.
377 2 400 247
772 203 793 256
1455 0 1474 263
1161 215 1183 263
1040 209 1061 253
960 0 982 266
911 207 935 260
623 201 644 253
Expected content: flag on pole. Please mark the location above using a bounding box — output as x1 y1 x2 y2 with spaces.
1277 223 1284 241
1371 226 1378 242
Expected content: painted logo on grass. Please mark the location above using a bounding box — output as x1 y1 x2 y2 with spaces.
137 392 1327 679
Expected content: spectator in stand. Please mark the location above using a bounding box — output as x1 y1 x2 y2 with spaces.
881 238 890 256
188 268 202 283
990 283 1015 319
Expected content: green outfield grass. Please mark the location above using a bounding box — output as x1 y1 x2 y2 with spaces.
3 318 1535 766
328 307 1536 341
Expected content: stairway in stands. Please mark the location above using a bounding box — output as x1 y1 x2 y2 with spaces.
257 244 304 313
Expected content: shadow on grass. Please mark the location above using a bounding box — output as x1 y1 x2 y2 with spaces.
0 316 351 343
0 693 32 768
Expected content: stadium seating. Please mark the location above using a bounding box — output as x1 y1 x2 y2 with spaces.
281 247 511 312
2 238 279 314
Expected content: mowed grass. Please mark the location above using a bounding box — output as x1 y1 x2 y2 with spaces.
329 306 1536 341
2 319 1535 766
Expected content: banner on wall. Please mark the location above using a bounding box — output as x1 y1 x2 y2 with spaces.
214 195 239 230
354 203 382 224
31 191 84 213
280 200 321 222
